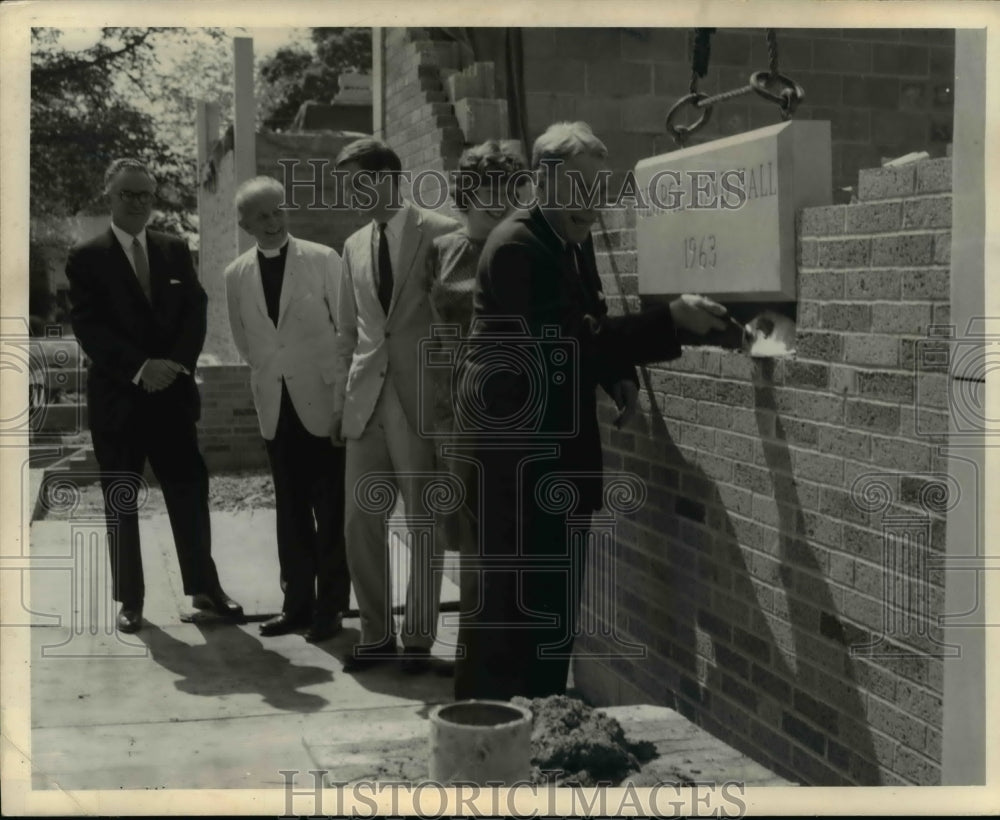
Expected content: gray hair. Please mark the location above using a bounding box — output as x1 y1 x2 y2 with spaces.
103 158 154 192
531 121 608 170
235 176 285 217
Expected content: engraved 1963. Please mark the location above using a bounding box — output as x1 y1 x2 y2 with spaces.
683 234 717 269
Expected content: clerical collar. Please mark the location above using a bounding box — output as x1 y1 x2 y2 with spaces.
257 237 289 258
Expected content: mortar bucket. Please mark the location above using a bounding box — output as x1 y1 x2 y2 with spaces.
428 699 533 785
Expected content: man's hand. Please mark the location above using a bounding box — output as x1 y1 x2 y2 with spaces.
610 379 640 429
669 294 728 335
140 359 184 392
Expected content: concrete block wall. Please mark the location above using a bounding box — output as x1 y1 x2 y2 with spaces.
383 28 466 178
573 156 952 786
196 365 267 473
519 28 954 198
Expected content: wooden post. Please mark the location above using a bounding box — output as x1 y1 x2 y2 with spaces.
233 36 256 254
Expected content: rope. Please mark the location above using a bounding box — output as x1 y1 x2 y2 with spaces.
688 28 715 94
767 28 779 76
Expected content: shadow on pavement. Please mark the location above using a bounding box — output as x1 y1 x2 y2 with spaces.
139 622 334 712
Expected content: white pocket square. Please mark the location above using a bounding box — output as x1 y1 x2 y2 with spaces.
169 279 182 285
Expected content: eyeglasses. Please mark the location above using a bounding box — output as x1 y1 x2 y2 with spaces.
117 190 156 204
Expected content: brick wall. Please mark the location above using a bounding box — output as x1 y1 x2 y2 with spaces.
519 28 953 199
196 364 267 472
382 28 468 216
573 156 952 786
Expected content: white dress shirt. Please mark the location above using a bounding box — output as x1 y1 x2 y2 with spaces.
110 221 189 385
369 201 409 287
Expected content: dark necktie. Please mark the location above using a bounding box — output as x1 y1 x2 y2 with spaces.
377 222 393 315
132 236 151 302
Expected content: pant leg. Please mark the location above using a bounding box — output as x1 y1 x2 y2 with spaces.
143 407 219 596
313 442 350 617
90 427 146 606
265 384 319 617
454 448 533 700
380 379 443 650
344 407 396 646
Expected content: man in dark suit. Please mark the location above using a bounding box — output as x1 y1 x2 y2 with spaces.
66 158 243 634
454 122 728 700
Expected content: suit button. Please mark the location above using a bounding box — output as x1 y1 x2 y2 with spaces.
380 371 386 378
385 332 391 338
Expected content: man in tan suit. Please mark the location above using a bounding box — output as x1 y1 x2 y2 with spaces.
333 139 459 673
225 176 350 643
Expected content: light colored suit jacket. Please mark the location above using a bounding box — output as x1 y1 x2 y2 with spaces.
334 204 460 440
225 235 342 439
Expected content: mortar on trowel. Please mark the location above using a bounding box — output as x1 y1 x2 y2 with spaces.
726 310 796 358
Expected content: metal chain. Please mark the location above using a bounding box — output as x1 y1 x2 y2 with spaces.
669 27 801 145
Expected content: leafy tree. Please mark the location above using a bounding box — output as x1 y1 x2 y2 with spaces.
30 27 231 239
257 27 371 132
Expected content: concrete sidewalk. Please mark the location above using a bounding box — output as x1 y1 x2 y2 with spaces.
26 511 791 790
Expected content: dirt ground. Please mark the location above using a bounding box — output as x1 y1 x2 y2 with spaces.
39 471 275 520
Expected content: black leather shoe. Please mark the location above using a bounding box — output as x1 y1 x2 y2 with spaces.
342 639 397 672
259 611 311 637
116 604 143 634
192 588 245 619
400 646 432 675
305 613 344 643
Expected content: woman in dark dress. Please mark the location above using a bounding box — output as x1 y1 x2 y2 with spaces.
426 141 529 555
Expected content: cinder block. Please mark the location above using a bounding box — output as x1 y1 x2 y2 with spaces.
523 56 587 93
871 234 936 267
585 60 652 97
818 426 870 461
795 331 843 361
857 166 915 201
844 201 903 234
786 361 830 389
844 334 898 367
445 61 497 102
900 269 950 300
870 435 932 471
799 271 845 300
914 157 952 193
857 370 915 402
843 271 902 300
799 205 847 237
817 238 871 268
933 232 951 264
902 196 952 229
872 43 930 77
871 302 932 335
821 302 872 332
